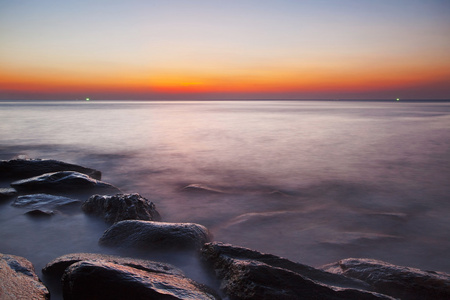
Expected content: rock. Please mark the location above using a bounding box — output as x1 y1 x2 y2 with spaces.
0 158 101 180
321 258 450 300
214 260 392 300
0 253 49 299
10 171 121 194
200 242 394 300
12 193 80 210
0 188 17 201
62 260 220 300
42 252 185 278
82 193 161 224
99 220 212 251
25 209 54 217
201 242 372 290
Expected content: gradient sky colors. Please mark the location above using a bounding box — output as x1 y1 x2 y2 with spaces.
1 0 450 100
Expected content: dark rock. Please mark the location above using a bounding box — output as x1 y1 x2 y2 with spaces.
0 187 17 201
12 193 80 210
99 220 212 251
82 193 161 224
10 171 121 194
215 260 392 300
25 209 54 217
321 258 450 300
62 260 220 300
0 158 101 180
0 253 49 299
42 252 185 278
200 242 394 300
201 242 372 290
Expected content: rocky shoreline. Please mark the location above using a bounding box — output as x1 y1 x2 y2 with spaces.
1 158 449 299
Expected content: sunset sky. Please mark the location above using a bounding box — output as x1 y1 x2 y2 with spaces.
1 0 449 100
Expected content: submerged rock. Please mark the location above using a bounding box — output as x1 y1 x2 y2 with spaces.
10 171 120 194
0 158 101 180
321 258 450 300
43 252 185 278
99 220 211 251
25 209 54 217
0 187 17 201
0 253 49 300
12 193 80 210
62 260 220 300
82 193 161 224
200 242 394 300
182 184 228 194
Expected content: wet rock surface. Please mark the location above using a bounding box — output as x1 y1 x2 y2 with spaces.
99 220 212 251
82 193 161 224
62 260 220 300
12 193 80 210
43 252 185 278
0 158 101 180
0 187 17 201
201 242 372 290
321 258 450 300
200 242 394 300
10 171 121 194
0 253 49 300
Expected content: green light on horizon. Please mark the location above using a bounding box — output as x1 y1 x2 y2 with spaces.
86 97 90 101
396 98 400 101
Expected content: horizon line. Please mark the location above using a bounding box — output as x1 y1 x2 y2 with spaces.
1 98 450 102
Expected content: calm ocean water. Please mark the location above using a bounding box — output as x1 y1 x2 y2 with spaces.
1 100 450 283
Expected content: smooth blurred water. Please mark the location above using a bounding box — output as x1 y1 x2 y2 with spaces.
1 100 449 280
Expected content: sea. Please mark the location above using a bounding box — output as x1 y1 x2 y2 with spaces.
1 100 449 294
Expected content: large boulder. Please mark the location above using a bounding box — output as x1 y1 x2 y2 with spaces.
61 260 220 300
321 258 450 300
201 242 372 290
99 220 211 251
12 193 80 210
42 252 185 278
200 242 394 300
0 158 101 180
82 193 161 224
0 253 49 300
10 171 120 194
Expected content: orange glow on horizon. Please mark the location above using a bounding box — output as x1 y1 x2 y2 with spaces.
1 63 449 98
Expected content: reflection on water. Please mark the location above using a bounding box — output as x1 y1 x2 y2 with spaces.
1 101 450 286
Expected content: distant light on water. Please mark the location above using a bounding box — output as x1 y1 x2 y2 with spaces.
86 97 90 101
396 98 400 101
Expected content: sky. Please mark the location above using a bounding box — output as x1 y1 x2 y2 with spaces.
1 0 450 100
